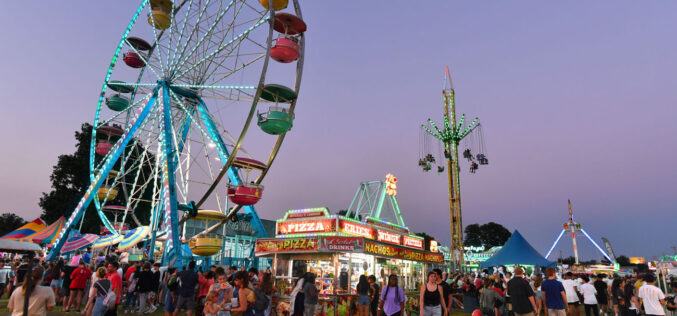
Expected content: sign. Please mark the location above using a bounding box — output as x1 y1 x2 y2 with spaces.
339 220 374 239
430 240 438 253
287 211 327 219
464 245 485 252
277 219 335 235
402 236 424 249
366 218 409 234
364 241 444 263
320 237 364 252
629 257 645 264
385 174 397 196
377 230 401 245
255 238 318 253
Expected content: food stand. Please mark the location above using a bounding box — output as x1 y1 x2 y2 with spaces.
255 207 445 316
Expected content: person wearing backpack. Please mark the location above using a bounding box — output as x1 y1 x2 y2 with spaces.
252 274 272 316
90 267 112 316
105 261 122 316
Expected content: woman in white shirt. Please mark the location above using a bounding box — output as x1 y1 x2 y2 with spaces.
578 276 598 316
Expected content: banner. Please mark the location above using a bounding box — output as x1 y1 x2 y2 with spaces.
601 237 617 261
364 241 444 263
255 238 318 253
319 237 364 252
339 220 375 239
277 219 335 235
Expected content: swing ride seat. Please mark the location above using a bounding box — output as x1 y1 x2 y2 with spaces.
259 0 288 11
227 184 263 206
232 157 267 170
260 84 297 103
95 141 113 156
97 186 118 200
270 37 300 63
126 37 152 51
105 94 130 111
106 80 135 94
123 51 145 68
274 13 307 35
257 107 294 135
97 125 124 137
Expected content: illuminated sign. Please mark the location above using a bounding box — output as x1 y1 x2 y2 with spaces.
402 236 424 249
255 238 318 253
629 257 645 264
281 207 330 220
430 240 438 253
385 174 397 196
287 211 326 219
339 220 374 239
277 219 335 234
319 237 364 252
364 241 444 263
464 245 485 252
377 230 401 245
366 217 409 234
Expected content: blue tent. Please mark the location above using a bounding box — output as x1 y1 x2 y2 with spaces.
480 230 556 268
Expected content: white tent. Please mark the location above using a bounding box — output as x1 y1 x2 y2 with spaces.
0 239 42 253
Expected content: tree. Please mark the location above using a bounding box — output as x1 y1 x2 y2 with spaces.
39 123 154 234
463 222 511 249
415 232 436 250
616 255 630 266
0 213 27 237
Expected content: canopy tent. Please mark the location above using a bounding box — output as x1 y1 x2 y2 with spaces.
1 218 46 240
0 239 43 253
19 217 65 246
480 230 556 268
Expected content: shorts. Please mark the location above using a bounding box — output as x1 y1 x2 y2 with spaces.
164 293 177 312
548 309 567 316
176 294 196 311
423 305 442 316
60 287 70 297
568 301 580 306
50 279 61 288
357 295 370 306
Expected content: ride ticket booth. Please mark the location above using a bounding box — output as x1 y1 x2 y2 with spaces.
255 207 445 316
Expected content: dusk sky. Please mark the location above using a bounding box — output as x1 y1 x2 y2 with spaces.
1 1 675 260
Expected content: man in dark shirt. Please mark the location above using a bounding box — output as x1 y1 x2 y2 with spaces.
593 274 609 314
542 268 567 316
174 261 198 316
507 267 539 316
434 269 454 311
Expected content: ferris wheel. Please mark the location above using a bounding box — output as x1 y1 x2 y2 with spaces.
47 0 306 263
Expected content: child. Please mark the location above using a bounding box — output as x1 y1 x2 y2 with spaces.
204 291 220 316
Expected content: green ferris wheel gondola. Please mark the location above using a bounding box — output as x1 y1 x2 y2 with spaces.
258 84 297 134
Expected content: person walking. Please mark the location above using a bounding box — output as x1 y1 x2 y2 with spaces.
368 275 380 316
89 267 112 316
507 267 539 316
174 261 199 316
302 273 319 316
420 271 447 316
480 279 505 316
67 260 92 312
562 273 580 316
593 275 609 316
356 275 371 316
379 274 406 316
105 261 123 316
579 276 598 316
8 265 56 316
542 268 567 316
638 274 665 316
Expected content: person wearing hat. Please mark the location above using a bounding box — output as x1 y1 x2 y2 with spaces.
638 273 665 316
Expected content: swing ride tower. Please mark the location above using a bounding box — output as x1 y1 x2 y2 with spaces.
420 66 487 272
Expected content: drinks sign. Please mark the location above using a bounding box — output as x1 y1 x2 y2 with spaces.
339 220 374 239
377 230 401 245
320 237 364 252
277 219 335 234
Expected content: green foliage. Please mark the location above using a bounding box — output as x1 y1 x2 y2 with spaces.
415 231 436 250
0 213 28 237
39 123 155 234
616 255 630 266
464 222 511 248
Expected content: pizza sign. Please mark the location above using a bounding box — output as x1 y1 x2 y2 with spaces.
402 236 424 249
277 219 335 234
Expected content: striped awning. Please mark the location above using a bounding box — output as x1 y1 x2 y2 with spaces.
1 218 46 240
19 217 65 246
93 234 123 249
118 226 150 251
61 234 98 253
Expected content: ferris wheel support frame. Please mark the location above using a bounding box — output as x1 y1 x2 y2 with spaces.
47 90 159 261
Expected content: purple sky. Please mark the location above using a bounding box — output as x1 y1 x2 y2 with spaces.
1 1 676 260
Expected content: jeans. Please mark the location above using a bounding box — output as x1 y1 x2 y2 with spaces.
423 305 442 316
584 304 599 316
124 292 137 310
138 292 149 312
92 297 107 316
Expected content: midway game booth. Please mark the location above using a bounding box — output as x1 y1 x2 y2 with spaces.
256 207 444 316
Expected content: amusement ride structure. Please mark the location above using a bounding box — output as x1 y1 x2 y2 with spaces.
47 0 306 265
544 200 615 264
419 67 489 271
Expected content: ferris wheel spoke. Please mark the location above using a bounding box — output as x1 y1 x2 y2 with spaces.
123 39 164 79
97 94 151 128
169 0 195 67
169 0 214 74
172 12 270 82
206 52 265 86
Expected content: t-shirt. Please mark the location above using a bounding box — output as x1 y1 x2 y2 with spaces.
638 284 665 316
177 270 198 297
61 266 75 289
579 283 597 305
303 282 318 304
16 263 30 284
562 279 579 303
439 281 452 307
94 279 112 298
8 285 55 316
593 280 608 301
507 277 535 314
541 279 566 309
380 286 406 316
106 272 122 304
125 265 137 283
0 266 10 283
70 266 92 289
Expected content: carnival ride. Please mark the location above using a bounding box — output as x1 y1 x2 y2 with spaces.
46 0 306 265
419 66 489 271
544 200 615 264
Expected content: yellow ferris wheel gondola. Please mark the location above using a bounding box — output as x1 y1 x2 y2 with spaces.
148 0 172 30
188 210 227 256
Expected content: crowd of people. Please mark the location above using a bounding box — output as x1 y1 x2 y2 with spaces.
1 253 675 316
